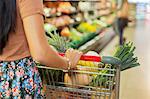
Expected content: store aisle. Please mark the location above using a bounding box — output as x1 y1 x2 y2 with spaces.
101 20 150 99
120 20 150 99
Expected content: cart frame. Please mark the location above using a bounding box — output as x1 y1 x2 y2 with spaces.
37 63 121 99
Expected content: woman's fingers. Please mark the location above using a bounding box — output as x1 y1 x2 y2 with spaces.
65 49 83 69
65 48 73 58
72 51 82 67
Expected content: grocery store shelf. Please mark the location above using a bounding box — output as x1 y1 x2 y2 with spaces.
96 11 114 19
69 28 105 49
78 27 116 53
45 9 112 19
57 21 82 30
43 0 117 53
45 11 82 18
44 0 101 2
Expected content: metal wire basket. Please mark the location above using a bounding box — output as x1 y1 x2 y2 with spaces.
37 55 120 99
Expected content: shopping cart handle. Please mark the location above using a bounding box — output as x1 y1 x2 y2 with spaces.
59 53 101 62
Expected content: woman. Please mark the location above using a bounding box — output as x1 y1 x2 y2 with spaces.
113 0 129 45
0 0 82 98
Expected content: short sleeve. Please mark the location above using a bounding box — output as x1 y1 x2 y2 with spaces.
18 0 44 19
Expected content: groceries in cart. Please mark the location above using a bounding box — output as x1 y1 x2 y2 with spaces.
37 32 140 99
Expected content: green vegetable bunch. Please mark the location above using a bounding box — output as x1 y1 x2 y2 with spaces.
48 31 70 53
90 42 140 87
90 64 112 87
114 42 140 71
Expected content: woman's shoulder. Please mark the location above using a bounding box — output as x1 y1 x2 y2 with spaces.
17 0 44 19
17 0 42 3
16 0 41 7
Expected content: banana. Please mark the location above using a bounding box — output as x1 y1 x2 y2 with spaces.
78 60 99 67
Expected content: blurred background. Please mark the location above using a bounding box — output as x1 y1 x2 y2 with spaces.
42 0 150 98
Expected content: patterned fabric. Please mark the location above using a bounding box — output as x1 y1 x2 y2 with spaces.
0 57 44 99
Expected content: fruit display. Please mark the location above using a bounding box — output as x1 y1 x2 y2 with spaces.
60 27 71 37
44 7 57 17
43 0 115 50
69 28 83 41
77 22 98 33
45 15 74 27
44 20 105 49
43 0 127 53
57 2 76 14
47 32 69 53
44 23 57 33
44 2 76 17
92 19 108 27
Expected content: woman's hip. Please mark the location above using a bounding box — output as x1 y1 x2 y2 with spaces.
0 57 44 98
0 57 38 78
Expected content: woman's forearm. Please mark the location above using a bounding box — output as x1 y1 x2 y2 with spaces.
37 45 68 69
23 14 68 69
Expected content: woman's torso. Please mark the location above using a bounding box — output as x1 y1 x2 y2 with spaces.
117 0 129 18
0 0 43 61
0 0 30 61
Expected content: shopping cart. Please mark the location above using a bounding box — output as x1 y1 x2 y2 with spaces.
37 54 121 99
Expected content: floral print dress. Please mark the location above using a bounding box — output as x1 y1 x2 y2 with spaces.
0 57 44 99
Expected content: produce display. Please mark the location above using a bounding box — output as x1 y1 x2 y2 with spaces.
47 32 69 53
57 2 76 14
44 2 76 17
45 15 74 27
44 23 57 33
60 27 71 37
44 21 106 49
43 1 114 49
77 22 98 33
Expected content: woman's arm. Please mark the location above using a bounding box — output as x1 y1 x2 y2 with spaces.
22 14 81 69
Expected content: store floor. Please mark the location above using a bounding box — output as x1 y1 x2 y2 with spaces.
101 19 150 99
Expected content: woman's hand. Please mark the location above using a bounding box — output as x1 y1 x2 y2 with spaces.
65 48 83 69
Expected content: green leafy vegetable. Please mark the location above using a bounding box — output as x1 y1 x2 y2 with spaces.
114 42 140 71
47 30 70 53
